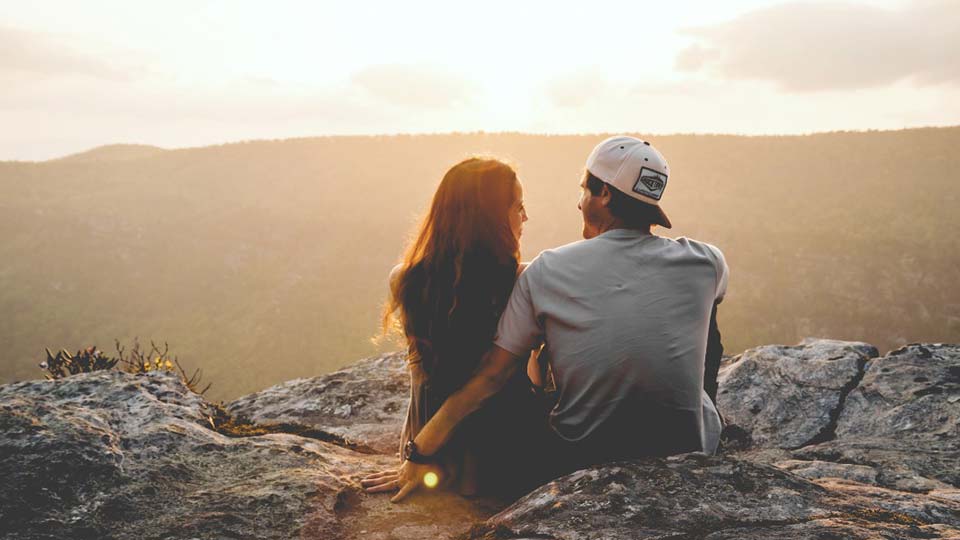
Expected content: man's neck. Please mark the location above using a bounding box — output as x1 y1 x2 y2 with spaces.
594 219 651 236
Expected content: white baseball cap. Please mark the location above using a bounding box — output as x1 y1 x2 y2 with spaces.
585 135 672 229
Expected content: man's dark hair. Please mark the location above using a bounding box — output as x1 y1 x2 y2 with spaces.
585 171 660 230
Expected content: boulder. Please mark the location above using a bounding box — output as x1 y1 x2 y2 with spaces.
0 369 488 540
470 454 960 540
789 343 960 492
226 352 409 455
837 344 960 444
716 338 878 449
4 339 960 539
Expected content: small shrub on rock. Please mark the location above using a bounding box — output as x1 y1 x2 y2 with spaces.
39 338 211 394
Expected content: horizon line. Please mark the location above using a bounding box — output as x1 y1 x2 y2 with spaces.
6 123 959 164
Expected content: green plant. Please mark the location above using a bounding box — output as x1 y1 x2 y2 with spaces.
39 339 211 395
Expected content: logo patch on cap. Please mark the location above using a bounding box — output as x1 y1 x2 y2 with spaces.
633 167 668 201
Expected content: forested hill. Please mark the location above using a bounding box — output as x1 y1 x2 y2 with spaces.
1 128 957 400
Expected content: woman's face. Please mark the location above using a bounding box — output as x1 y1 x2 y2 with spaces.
508 180 528 241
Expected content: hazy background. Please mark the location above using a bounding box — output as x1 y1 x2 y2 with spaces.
1 128 958 400
1 0 958 400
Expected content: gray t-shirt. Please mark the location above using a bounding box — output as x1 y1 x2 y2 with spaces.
494 229 728 453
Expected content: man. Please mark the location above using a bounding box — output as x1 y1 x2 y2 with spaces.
363 136 728 502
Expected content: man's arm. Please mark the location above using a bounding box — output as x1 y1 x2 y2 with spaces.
703 301 723 406
703 242 728 407
416 345 522 454
362 345 526 502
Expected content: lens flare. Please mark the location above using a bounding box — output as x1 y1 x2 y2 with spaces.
423 471 439 489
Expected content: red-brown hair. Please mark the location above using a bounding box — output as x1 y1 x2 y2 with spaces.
384 157 520 381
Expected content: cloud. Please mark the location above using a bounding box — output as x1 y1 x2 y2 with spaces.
0 69 492 160
544 68 611 108
0 25 130 82
676 0 960 92
350 64 476 109
543 69 725 111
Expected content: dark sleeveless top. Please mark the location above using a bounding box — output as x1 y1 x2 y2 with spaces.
397 257 540 497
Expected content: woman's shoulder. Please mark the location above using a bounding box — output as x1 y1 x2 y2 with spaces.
516 261 530 278
389 263 403 285
388 263 404 299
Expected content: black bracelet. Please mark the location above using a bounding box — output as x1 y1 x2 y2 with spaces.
403 440 434 464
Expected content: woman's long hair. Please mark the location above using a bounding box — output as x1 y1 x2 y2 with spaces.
384 157 520 389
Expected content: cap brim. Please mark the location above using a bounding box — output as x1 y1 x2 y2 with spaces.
654 205 672 229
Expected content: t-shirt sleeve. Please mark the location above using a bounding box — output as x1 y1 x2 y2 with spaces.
493 262 544 357
705 243 729 304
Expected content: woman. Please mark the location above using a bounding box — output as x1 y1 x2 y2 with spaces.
362 157 542 498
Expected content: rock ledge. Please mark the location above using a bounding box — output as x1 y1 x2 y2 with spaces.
1 340 958 539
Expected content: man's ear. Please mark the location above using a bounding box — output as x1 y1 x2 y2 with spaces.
598 183 613 207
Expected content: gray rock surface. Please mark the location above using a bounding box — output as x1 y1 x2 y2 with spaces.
789 343 960 492
226 352 408 454
716 338 878 448
775 459 880 484
837 344 960 441
3 338 960 539
0 369 489 540
471 454 960 540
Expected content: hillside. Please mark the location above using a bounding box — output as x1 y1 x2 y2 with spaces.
1 129 958 400
53 144 167 163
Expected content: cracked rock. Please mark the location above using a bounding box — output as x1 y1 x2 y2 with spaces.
716 338 878 449
790 344 960 492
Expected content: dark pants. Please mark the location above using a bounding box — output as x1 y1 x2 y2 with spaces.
527 403 703 486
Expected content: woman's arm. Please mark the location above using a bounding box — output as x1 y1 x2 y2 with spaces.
360 263 410 492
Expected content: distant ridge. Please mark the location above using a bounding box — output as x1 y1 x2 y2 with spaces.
53 144 167 163
36 125 960 163
2 128 957 400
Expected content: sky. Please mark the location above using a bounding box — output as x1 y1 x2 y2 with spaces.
1 0 958 160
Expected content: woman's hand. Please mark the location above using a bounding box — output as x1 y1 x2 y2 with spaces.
360 460 439 502
360 468 400 493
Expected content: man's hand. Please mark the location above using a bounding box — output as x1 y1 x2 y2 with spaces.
360 460 439 503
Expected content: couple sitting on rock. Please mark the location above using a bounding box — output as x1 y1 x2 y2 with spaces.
362 136 729 502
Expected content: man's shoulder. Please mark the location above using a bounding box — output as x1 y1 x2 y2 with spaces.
527 237 599 271
672 237 729 296
672 236 726 260
542 237 597 258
